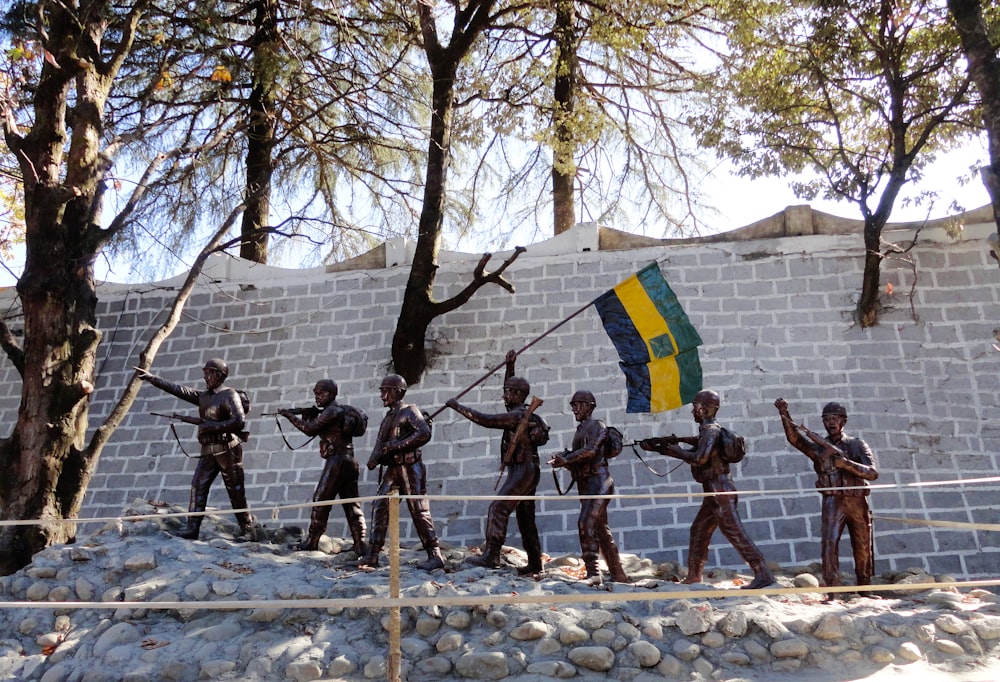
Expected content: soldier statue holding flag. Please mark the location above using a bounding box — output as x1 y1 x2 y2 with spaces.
446 350 550 574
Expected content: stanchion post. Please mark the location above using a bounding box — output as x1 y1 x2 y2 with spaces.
387 488 401 682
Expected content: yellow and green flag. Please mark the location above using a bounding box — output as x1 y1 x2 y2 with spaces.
594 263 703 413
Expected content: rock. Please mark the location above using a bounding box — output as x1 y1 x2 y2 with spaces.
436 632 463 653
455 651 509 679
771 638 809 658
526 660 577 678
286 659 324 682
510 621 548 641
445 609 471 629
721 651 752 666
25 582 50 601
793 573 821 588
717 609 748 638
813 613 848 639
567 646 615 672
415 614 441 637
897 642 923 662
672 640 701 661
628 640 662 667
557 623 589 645
676 606 712 635
93 622 140 658
870 646 895 663
485 610 508 628
124 552 156 571
934 639 965 656
972 616 1000 640
656 653 685 677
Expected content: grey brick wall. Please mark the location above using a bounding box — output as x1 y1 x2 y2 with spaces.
1 218 998 579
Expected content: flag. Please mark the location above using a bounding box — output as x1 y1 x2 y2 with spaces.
594 263 703 413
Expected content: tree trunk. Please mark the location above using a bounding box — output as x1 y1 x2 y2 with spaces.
947 0 1000 236
392 60 457 384
857 221 884 328
239 0 280 264
0 0 146 570
552 0 578 236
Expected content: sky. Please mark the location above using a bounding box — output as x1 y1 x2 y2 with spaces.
0 139 993 288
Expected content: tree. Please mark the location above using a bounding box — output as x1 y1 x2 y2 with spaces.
698 0 976 326
390 0 529 384
947 0 1000 240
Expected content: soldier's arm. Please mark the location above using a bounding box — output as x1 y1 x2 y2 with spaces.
774 398 819 461
200 388 246 437
382 405 432 454
286 404 342 437
446 401 517 430
561 422 607 465
139 373 201 406
835 440 879 480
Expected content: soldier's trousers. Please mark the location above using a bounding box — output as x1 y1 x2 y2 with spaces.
368 461 439 553
189 444 253 528
576 471 625 574
688 476 765 570
309 452 366 544
820 494 873 586
483 460 541 563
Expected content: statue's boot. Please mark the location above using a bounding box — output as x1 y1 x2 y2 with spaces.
582 553 603 587
743 561 776 590
417 547 445 572
466 543 502 569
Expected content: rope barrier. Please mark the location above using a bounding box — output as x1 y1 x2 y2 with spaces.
2 580 998 613
0 473 998 529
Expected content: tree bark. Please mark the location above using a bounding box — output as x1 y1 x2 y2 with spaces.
239 0 280 264
391 1 497 384
552 0 578 236
947 0 1000 237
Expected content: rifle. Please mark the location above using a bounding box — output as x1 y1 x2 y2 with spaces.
261 406 318 417
781 414 847 461
496 396 543 490
151 411 202 426
151 412 249 443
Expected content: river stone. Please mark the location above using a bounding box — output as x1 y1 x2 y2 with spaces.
629 640 662 667
897 642 922 662
510 621 548 641
436 632 463 653
813 613 848 639
718 609 748 638
672 640 701 661
567 646 615 672
936 614 971 636
558 623 589 645
972 616 1000 640
286 659 323 682
526 660 576 678
455 651 509 679
934 639 965 656
771 638 809 658
93 622 141 657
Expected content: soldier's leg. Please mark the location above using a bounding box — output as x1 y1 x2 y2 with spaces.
215 445 255 535
820 495 848 587
470 463 528 568
577 477 604 585
181 455 220 539
338 455 367 556
684 498 717 583
401 462 444 571
843 497 874 585
594 482 628 583
714 491 774 589
514 463 543 574
361 471 396 568
301 456 339 551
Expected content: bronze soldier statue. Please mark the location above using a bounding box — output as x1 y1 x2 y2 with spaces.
278 379 368 554
446 350 550 575
138 358 256 540
550 390 629 586
640 389 774 589
775 398 878 593
361 374 444 571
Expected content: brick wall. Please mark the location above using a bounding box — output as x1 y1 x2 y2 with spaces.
2 210 998 578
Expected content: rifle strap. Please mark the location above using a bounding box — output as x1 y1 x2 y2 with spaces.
551 467 575 496
630 443 684 478
168 423 199 459
272 415 316 451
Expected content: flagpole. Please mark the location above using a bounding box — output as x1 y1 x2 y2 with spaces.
427 297 600 421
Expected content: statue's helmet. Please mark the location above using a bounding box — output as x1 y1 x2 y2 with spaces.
203 358 229 378
822 402 848 417
380 374 408 394
314 379 338 396
692 389 720 408
504 376 530 396
569 390 596 406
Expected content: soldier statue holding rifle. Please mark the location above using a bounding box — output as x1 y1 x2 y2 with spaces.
137 358 256 540
640 389 774 589
446 350 550 574
361 374 444 571
774 398 878 594
275 379 368 554
549 389 629 586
